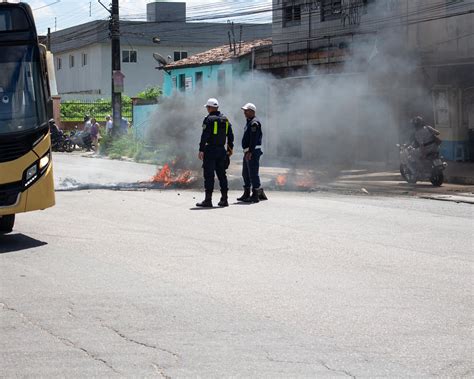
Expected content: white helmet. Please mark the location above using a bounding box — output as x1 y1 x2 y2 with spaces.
204 98 219 108
241 102 257 112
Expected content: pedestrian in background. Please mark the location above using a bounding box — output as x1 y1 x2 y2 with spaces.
196 98 234 208
120 117 129 135
90 118 100 151
105 115 113 135
83 115 91 132
237 103 267 203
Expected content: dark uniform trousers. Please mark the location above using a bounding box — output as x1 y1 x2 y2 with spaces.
203 145 228 192
242 149 262 189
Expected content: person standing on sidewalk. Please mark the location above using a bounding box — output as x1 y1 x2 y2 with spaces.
105 115 113 135
90 118 100 151
196 98 234 208
237 103 268 203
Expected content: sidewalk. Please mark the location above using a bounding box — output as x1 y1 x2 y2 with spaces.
232 161 474 202
444 161 474 185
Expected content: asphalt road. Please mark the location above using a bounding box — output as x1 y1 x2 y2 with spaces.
1 154 473 377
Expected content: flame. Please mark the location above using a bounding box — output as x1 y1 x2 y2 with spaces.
276 175 287 187
151 163 195 187
295 176 315 189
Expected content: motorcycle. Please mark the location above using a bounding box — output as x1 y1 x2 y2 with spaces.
397 143 447 186
51 131 74 153
69 130 93 151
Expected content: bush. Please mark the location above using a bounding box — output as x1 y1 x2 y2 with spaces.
101 131 165 164
136 86 162 101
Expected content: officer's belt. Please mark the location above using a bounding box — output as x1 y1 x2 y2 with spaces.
243 145 262 153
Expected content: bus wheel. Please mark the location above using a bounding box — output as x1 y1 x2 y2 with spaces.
0 215 15 234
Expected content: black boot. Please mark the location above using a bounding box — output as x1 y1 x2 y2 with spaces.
196 191 213 207
237 188 251 202
244 188 260 203
218 190 229 207
258 188 268 201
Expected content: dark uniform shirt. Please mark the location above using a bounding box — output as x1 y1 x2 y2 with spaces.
199 111 234 152
242 116 262 153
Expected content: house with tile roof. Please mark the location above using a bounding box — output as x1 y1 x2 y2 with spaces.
162 39 272 97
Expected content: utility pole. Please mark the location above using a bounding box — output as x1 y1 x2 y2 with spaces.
111 0 122 136
47 27 51 50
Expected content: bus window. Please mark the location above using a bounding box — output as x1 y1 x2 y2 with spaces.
0 8 30 32
0 45 47 135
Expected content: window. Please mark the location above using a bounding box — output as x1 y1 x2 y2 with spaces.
195 71 203 89
56 57 62 70
122 50 137 63
81 53 87 66
69 55 74 68
283 3 301 27
321 0 342 22
178 74 186 92
433 89 450 127
173 51 188 61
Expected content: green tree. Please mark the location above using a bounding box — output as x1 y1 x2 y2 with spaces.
136 86 162 101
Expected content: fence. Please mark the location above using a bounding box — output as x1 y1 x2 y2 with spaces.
60 99 133 123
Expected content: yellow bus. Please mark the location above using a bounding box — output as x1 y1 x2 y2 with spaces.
0 2 55 234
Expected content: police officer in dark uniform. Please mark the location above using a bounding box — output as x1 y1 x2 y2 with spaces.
237 103 267 203
196 98 234 208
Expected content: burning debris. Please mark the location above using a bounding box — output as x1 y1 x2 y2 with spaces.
274 171 318 191
276 175 287 187
149 163 197 188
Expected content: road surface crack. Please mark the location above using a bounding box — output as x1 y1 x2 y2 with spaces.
0 302 120 374
67 302 77 319
101 324 180 359
151 362 172 379
265 351 355 378
317 359 356 378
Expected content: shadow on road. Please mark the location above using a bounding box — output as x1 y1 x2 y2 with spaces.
189 207 224 211
0 234 47 254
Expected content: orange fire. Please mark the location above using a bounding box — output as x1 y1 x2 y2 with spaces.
295 176 315 189
151 163 195 187
276 175 287 187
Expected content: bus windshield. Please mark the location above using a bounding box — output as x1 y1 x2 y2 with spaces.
0 44 47 135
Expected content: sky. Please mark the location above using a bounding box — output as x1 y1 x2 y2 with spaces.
19 0 271 35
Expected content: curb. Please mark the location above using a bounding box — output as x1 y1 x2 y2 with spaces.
446 176 474 186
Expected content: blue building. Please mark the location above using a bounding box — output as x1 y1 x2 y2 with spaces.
163 39 271 97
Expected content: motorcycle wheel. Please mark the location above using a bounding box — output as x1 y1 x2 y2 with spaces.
400 164 417 184
430 170 444 187
0 214 15 234
64 140 74 153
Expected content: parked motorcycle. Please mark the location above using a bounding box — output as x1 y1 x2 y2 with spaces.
51 131 74 153
397 144 447 186
69 130 93 151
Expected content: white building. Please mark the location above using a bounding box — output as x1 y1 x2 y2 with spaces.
50 1 271 100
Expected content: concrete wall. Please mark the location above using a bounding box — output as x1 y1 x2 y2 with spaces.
133 103 159 141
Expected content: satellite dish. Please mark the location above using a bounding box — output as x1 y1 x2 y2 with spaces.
153 53 168 66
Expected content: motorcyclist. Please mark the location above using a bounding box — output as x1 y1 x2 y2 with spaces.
49 118 62 143
410 116 441 161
